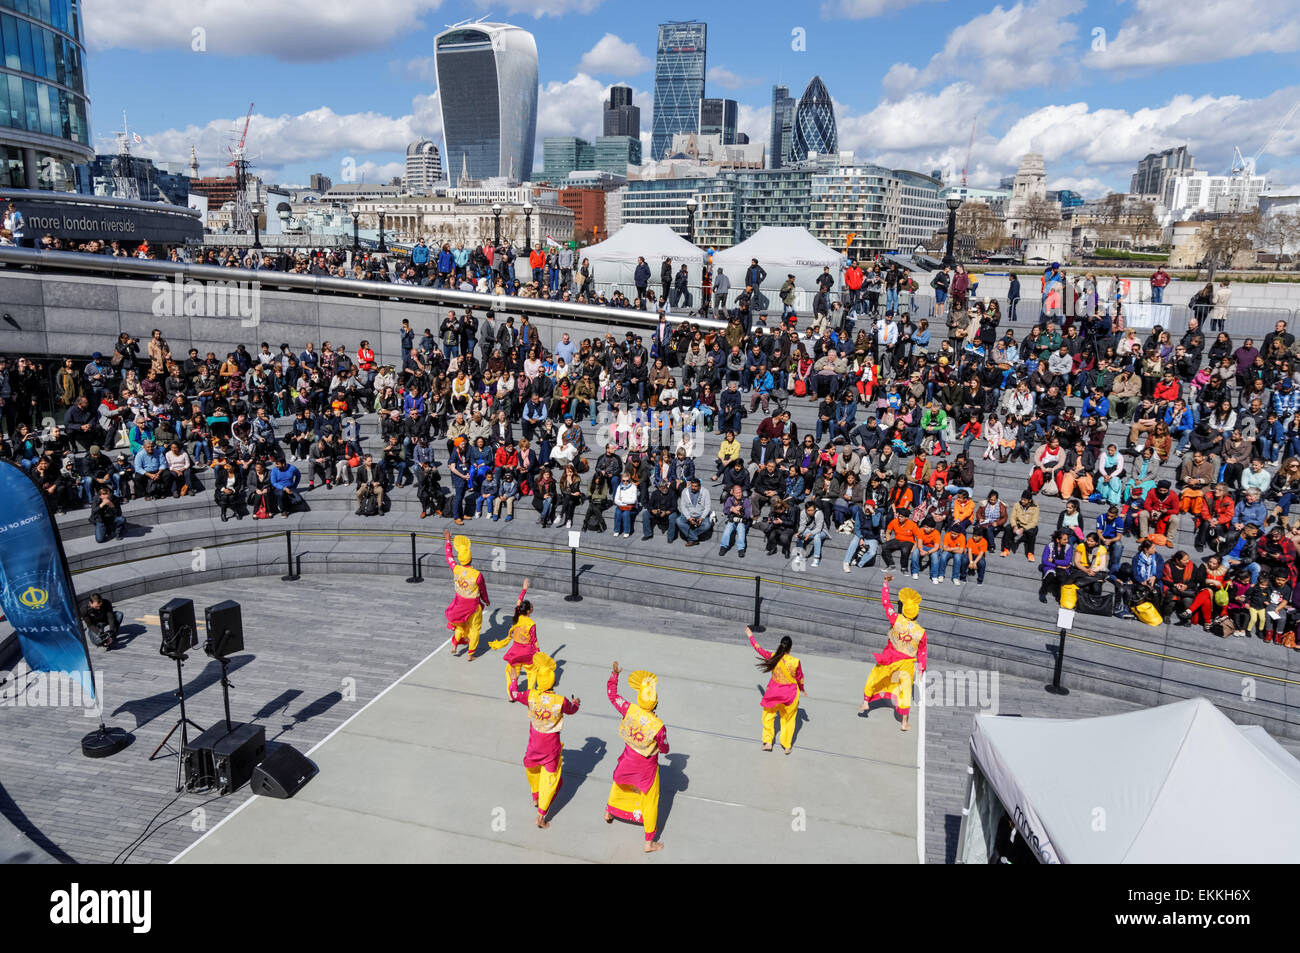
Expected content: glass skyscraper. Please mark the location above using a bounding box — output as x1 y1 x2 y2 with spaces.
0 0 91 191
791 76 837 162
769 85 795 170
603 84 640 139
699 98 737 145
650 21 706 163
435 21 538 183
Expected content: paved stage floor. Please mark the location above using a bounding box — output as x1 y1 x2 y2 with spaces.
175 619 920 864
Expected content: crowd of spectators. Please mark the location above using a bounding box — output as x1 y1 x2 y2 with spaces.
3 248 1300 651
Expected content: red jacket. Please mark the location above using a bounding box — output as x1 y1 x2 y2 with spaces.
1143 488 1180 518
1153 379 1180 403
844 266 864 290
1207 494 1235 526
529 249 545 270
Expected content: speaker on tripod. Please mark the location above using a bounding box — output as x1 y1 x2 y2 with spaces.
150 598 206 793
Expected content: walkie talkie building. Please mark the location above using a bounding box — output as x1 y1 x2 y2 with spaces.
434 21 538 183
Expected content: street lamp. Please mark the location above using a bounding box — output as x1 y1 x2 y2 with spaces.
492 202 502 246
351 210 360 253
684 195 698 246
251 202 264 251
943 196 962 268
523 201 534 254
377 207 388 253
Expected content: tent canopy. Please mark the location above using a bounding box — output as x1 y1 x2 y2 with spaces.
578 224 703 292
964 697 1300 863
711 227 846 300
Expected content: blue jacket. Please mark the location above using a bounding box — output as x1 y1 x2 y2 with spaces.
411 244 430 266
634 262 651 286
437 249 453 273
270 464 300 492
1163 406 1193 431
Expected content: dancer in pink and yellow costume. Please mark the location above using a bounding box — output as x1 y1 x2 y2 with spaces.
487 579 540 696
860 574 928 731
746 626 805 753
604 662 668 853
507 651 580 828
443 529 489 659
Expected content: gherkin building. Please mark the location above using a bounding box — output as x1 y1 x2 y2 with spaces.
791 76 837 162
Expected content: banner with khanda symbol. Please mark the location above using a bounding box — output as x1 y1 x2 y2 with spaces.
0 460 95 696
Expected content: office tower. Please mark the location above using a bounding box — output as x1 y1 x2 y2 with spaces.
650 20 707 162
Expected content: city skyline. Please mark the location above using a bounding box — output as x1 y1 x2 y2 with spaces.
79 0 1300 198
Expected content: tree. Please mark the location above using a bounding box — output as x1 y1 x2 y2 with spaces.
1021 196 1061 239
1253 210 1300 269
1201 210 1261 280
957 201 1006 252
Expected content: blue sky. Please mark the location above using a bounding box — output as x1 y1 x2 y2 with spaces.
82 0 1300 196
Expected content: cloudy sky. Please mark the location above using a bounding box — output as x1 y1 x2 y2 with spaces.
83 0 1300 196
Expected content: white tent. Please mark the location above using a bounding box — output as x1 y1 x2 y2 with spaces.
957 697 1300 864
578 224 703 294
711 227 847 312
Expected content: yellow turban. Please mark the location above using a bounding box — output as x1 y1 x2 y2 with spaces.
453 534 471 565
532 652 556 692
899 587 922 620
628 670 658 711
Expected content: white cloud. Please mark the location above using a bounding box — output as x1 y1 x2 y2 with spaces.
112 94 443 182
495 0 603 15
1086 0 1300 71
835 83 1300 198
86 0 446 61
882 0 1084 97
577 34 651 76
398 56 439 84
707 66 755 91
821 0 940 17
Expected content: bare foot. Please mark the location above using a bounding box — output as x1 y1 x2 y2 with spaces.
784 747 792 755
858 701 869 713
644 841 665 853
604 812 613 824
536 815 549 829
761 743 773 751
901 716 910 731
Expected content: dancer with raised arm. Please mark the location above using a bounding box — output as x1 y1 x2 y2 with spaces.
443 529 490 659
604 662 668 853
860 574 928 731
507 652 580 829
488 578 538 697
746 626 805 754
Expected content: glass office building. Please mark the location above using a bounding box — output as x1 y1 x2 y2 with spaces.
699 97 737 145
0 0 92 191
769 85 795 170
791 76 837 163
435 21 538 182
894 169 945 251
650 20 706 163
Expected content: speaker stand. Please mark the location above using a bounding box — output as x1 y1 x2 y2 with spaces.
148 655 206 793
218 656 235 734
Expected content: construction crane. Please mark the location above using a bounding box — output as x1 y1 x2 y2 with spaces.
227 102 255 236
1230 100 1299 177
961 115 977 187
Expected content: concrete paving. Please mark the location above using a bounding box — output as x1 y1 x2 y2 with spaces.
175 618 919 864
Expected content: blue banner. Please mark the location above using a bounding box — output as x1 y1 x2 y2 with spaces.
0 460 95 697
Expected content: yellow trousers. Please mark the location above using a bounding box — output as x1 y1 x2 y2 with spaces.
761 699 798 750
526 756 562 815
452 607 483 654
506 661 538 693
863 658 916 714
607 770 661 840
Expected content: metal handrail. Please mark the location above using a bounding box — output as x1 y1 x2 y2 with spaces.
0 187 203 219
0 246 728 331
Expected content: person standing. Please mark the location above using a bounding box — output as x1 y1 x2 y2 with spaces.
660 257 673 304
487 580 539 697
1150 265 1170 304
604 662 668 853
442 530 490 659
507 652 579 829
1210 278 1232 333
747 627 805 754
859 575 927 731
1008 273 1021 323
712 267 730 317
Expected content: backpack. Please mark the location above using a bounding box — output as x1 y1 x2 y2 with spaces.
358 490 379 517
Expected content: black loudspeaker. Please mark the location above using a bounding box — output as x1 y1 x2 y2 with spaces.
182 722 231 792
159 598 198 658
204 600 244 658
212 723 266 795
250 744 318 799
